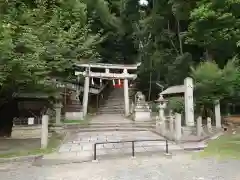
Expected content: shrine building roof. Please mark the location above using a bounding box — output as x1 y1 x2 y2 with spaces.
160 85 185 95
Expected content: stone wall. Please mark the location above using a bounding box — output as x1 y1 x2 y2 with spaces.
223 115 240 125
11 125 42 139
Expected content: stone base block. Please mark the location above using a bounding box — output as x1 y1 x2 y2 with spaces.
11 125 42 139
134 110 151 121
182 126 196 136
65 112 83 120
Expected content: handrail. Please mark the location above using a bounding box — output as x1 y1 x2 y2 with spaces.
93 139 169 160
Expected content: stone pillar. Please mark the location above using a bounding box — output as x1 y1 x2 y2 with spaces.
130 101 134 114
184 77 194 126
55 102 62 125
159 106 165 121
196 116 203 137
41 115 49 149
207 117 212 132
159 103 167 134
175 113 182 141
123 69 129 116
214 100 221 128
169 110 174 133
82 73 90 117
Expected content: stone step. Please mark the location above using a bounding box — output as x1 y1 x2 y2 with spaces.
89 121 155 125
81 124 155 129
97 112 124 114
100 102 126 105
63 127 151 132
97 109 124 112
62 127 156 132
98 108 124 111
63 121 155 126
104 98 132 102
97 112 125 115
62 122 155 129
99 104 124 107
99 104 125 107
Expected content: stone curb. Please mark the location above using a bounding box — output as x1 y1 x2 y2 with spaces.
0 155 43 163
66 128 151 132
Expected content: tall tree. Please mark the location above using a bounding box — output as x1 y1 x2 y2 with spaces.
0 0 103 99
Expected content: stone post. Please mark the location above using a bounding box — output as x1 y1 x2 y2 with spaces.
184 77 195 126
214 100 221 128
207 117 212 133
196 116 203 137
169 110 174 133
123 69 130 116
82 70 90 117
41 115 49 149
130 101 134 114
55 102 62 125
159 106 165 121
175 113 182 141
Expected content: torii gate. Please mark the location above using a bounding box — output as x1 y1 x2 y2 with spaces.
75 63 140 117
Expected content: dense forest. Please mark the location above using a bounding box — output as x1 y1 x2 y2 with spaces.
0 0 240 112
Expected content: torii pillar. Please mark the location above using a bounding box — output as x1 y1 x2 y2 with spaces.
123 69 130 116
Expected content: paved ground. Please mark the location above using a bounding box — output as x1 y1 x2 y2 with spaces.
43 113 206 162
42 129 206 163
90 114 133 124
44 114 166 161
43 130 173 161
1 153 240 179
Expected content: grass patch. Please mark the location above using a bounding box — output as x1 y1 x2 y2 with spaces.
62 115 92 126
63 119 85 124
198 133 240 159
0 132 64 159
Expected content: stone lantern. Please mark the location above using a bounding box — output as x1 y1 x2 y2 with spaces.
155 94 168 121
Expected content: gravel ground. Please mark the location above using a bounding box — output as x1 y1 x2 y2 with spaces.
1 153 240 180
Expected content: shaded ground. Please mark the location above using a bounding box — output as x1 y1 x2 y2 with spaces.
1 154 240 180
0 138 40 156
0 133 64 158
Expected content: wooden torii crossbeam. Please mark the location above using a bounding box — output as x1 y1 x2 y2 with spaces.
74 62 141 117
74 62 140 69
75 71 137 80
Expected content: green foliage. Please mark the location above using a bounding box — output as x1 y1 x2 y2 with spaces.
167 96 184 113
191 58 240 105
1 0 240 108
186 0 240 65
0 0 102 97
136 0 240 103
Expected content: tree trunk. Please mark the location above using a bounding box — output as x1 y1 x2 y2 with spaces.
177 19 183 55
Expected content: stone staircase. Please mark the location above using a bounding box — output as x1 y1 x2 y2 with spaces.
97 88 126 114
62 114 156 132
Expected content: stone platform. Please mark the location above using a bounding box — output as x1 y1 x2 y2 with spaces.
42 130 206 163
